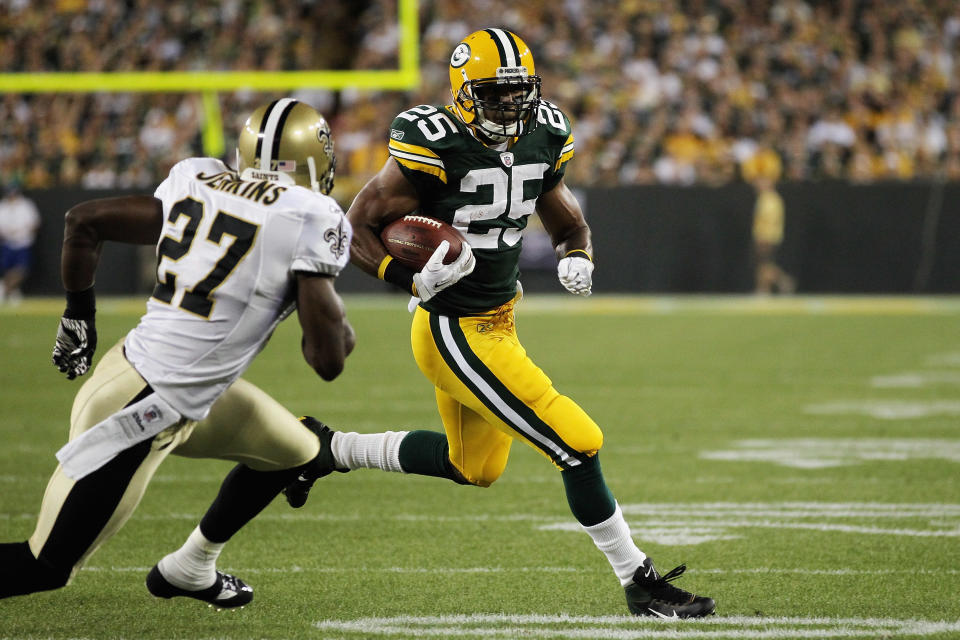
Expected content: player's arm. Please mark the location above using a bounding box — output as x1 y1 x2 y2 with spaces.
537 177 592 258
295 273 354 381
347 158 475 301
537 178 594 296
345 158 420 288
53 195 164 379
62 195 164 290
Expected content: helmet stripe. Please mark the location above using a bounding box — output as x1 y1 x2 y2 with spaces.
503 30 522 64
485 28 517 67
258 98 297 171
253 99 280 165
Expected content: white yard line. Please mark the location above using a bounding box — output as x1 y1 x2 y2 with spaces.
80 565 960 577
803 401 960 419
313 614 960 639
870 371 960 387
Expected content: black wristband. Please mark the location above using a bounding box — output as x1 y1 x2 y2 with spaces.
381 258 417 295
64 286 96 319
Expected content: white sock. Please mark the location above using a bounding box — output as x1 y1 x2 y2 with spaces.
582 503 647 586
330 430 408 472
157 526 224 590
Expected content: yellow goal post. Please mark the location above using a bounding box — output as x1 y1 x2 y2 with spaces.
0 0 420 157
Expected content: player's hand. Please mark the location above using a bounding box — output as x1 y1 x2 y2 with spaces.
413 240 475 302
557 255 594 296
52 316 98 379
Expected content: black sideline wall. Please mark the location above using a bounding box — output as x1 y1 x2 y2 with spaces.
18 182 960 296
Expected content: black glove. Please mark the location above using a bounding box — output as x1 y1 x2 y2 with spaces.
52 287 98 380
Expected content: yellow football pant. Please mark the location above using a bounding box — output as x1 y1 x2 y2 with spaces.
411 298 603 487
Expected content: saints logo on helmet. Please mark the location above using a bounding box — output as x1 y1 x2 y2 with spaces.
237 99 336 195
449 28 541 143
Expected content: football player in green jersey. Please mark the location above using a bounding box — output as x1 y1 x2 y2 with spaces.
293 28 715 618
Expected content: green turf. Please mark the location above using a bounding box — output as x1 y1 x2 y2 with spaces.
1 295 959 639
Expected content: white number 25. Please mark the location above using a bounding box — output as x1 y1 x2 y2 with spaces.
452 163 549 249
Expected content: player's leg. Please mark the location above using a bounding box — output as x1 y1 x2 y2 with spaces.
299 388 504 486
310 307 515 487
418 304 715 617
0 342 189 598
148 378 334 607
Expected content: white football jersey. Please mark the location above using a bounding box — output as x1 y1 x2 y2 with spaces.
123 157 351 420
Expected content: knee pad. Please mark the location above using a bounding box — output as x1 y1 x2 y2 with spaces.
452 438 510 488
542 394 604 457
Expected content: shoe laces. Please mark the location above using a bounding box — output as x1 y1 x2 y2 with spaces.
648 564 695 604
218 572 250 596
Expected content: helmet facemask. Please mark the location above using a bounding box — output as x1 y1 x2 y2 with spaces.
456 72 541 143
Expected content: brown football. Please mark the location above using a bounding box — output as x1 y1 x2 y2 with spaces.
380 215 465 270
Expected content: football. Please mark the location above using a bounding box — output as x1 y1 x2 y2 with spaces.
380 215 465 270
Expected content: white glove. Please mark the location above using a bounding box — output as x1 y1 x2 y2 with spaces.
557 255 594 296
412 240 475 302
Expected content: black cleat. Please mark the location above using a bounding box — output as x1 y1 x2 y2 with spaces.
146 565 253 610
624 558 715 619
282 416 345 508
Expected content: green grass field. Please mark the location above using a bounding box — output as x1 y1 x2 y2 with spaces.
2 294 959 639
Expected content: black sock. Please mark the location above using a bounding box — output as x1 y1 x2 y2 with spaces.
0 541 71 598
398 430 471 484
561 454 617 526
199 464 300 543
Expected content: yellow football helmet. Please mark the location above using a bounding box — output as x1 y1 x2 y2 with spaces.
449 28 541 143
236 98 336 195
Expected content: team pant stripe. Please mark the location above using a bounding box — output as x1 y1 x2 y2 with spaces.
40 439 153 569
431 314 582 468
258 97 297 171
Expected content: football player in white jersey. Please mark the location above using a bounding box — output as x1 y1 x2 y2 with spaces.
0 99 353 609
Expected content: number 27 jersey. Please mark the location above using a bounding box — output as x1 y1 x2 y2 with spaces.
124 157 351 420
387 102 575 314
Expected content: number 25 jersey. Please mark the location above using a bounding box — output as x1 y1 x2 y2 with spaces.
387 102 575 315
124 157 351 420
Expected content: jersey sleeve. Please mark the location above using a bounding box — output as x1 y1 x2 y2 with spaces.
386 106 454 192
541 101 575 192
291 198 352 276
152 163 181 204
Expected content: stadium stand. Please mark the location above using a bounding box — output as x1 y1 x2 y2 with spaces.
2 0 960 201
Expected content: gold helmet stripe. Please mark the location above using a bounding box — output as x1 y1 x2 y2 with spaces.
484 28 520 68
256 97 297 171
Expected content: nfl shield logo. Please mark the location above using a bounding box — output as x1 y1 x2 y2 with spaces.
500 152 514 167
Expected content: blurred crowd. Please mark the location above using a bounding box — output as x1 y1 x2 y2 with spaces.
2 0 960 202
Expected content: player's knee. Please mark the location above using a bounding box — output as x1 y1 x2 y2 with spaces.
453 443 510 488
548 395 604 455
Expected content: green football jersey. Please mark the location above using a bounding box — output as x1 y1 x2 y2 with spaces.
387 101 575 315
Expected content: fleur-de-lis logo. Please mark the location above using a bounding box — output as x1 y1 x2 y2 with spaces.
324 220 348 259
